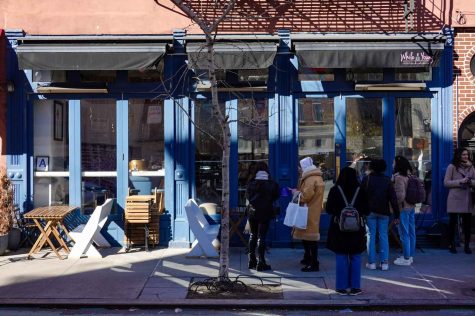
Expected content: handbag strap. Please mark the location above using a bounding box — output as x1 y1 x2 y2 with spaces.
292 192 301 204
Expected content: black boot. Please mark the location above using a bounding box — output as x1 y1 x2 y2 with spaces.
248 235 257 269
449 242 457 254
256 239 271 271
464 227 472 254
301 241 319 272
301 241 311 265
464 239 472 254
465 245 472 254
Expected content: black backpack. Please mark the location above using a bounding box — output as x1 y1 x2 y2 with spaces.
336 186 362 232
405 175 426 204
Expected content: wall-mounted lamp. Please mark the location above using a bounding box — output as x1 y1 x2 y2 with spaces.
6 81 15 93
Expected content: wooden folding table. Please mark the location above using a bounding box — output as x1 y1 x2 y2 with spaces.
24 205 76 259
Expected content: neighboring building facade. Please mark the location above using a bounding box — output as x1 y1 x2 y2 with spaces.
453 1 475 150
0 0 455 247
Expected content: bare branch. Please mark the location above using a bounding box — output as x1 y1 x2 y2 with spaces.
167 0 212 33
153 0 190 18
210 0 238 33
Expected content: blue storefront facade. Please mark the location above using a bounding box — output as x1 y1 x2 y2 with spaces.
4 28 454 248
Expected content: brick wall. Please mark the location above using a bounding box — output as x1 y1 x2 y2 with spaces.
453 28 475 145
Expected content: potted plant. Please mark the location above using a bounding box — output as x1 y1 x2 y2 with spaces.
0 169 14 255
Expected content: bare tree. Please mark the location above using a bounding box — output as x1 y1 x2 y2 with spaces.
155 0 238 281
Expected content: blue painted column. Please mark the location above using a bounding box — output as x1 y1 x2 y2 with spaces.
228 99 238 209
383 96 395 177
166 29 193 248
435 28 454 222
272 29 296 247
116 99 128 214
335 96 346 173
5 30 32 212
68 100 81 208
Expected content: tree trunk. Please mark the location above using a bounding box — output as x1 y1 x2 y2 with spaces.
205 35 231 279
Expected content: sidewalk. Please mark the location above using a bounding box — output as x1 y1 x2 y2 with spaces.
0 245 474 308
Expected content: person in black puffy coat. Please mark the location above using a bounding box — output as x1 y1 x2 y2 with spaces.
361 159 400 271
245 161 280 271
326 167 369 295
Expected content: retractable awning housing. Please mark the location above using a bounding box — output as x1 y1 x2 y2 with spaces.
17 42 167 70
294 41 445 68
186 42 277 70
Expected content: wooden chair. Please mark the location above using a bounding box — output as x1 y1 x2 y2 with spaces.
124 188 164 251
68 199 114 259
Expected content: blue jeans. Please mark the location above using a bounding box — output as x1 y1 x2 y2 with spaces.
336 254 361 290
366 213 389 264
398 208 416 259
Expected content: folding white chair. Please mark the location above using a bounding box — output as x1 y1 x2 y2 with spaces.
185 199 220 258
68 199 114 259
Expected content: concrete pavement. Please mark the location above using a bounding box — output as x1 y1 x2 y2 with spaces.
0 245 474 308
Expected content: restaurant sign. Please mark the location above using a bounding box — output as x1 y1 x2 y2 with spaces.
400 51 434 66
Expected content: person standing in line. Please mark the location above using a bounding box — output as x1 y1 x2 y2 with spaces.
444 147 474 254
245 161 280 271
291 157 325 272
393 156 416 266
362 159 400 271
326 167 369 295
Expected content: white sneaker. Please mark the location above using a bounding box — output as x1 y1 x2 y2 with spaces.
366 263 376 270
381 262 389 271
409 257 414 264
394 257 412 266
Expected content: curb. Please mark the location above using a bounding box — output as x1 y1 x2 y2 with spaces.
1 298 475 309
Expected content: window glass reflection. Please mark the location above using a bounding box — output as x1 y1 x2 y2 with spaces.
33 100 69 207
238 99 269 206
298 98 335 206
346 98 383 174
195 101 223 206
128 99 164 194
396 98 432 213
81 100 117 214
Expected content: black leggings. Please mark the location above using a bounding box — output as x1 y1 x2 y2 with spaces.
249 219 270 240
448 213 472 246
248 219 270 259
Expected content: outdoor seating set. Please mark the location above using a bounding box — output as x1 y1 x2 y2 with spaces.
24 201 114 260
21 186 165 260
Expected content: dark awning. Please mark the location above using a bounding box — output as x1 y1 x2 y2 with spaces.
186 42 277 70
17 43 167 70
294 41 445 68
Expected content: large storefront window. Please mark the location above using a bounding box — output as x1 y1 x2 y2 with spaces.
195 101 223 207
33 100 69 207
396 98 432 212
238 99 269 206
128 99 164 195
346 98 383 176
81 100 117 214
298 98 335 205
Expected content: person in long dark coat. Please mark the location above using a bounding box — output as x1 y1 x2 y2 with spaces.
326 167 369 295
245 161 280 271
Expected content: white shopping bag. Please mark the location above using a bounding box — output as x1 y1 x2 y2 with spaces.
283 193 308 229
283 196 299 227
293 203 308 229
